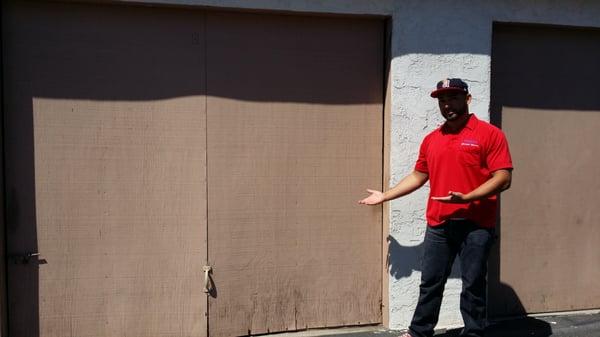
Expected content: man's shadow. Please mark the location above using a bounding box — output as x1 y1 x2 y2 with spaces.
387 235 552 337
387 235 460 280
437 287 553 337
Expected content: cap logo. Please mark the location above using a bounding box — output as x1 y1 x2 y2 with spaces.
442 79 450 88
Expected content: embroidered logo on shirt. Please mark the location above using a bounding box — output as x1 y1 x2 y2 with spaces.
461 139 480 148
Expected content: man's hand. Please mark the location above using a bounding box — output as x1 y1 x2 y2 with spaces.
431 191 471 204
431 169 512 204
358 189 385 205
358 170 428 206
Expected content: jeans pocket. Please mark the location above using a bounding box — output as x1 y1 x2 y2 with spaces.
467 227 495 248
424 224 448 244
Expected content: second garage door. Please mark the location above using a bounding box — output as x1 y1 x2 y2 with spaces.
488 23 600 317
205 11 383 336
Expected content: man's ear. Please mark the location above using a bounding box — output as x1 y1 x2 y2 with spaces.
466 94 473 104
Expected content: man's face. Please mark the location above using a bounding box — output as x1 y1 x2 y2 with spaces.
437 92 471 121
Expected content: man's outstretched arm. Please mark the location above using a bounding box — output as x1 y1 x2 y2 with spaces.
358 170 429 205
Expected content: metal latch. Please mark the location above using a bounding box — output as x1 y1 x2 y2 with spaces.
8 252 40 264
203 265 213 294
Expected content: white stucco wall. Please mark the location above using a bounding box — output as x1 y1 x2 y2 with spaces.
388 0 600 330
119 0 600 331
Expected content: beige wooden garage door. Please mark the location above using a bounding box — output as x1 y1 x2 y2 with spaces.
2 2 208 337
3 1 383 337
488 23 600 317
205 12 383 336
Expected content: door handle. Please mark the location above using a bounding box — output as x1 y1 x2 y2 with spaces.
8 252 40 264
203 265 213 294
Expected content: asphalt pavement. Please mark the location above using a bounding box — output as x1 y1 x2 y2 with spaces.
273 311 600 337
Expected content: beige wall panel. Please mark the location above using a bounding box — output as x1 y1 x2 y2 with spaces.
3 2 207 336
206 12 383 336
489 24 600 316
500 108 600 313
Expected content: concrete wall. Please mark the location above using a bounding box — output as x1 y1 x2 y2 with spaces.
105 0 600 330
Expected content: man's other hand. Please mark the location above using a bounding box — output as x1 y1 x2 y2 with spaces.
358 189 385 205
431 191 471 203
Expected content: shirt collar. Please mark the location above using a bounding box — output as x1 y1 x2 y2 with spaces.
441 113 478 133
464 113 478 130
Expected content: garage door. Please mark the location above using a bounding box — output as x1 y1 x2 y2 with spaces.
205 12 383 336
488 23 600 317
2 2 383 337
2 2 208 337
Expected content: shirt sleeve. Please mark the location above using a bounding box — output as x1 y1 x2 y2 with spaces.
415 136 430 173
486 129 513 172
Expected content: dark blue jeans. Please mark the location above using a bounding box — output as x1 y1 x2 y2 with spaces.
409 220 495 337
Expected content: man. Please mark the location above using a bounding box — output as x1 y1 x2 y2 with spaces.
359 78 513 337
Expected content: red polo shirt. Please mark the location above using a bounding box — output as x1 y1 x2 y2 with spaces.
415 114 513 228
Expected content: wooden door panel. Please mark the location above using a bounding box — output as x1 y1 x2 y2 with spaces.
499 108 600 313
3 2 208 336
489 24 600 316
205 12 384 336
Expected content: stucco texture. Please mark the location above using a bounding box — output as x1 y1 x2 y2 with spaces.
388 0 600 330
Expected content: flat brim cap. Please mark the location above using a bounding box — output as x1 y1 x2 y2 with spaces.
430 78 469 98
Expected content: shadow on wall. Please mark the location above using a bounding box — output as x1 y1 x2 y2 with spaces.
4 186 40 337
389 232 552 337
437 282 552 337
486 283 552 337
2 1 383 105
486 248 552 336
387 235 460 280
490 23 600 117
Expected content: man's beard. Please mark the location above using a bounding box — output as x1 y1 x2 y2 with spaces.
442 107 468 121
